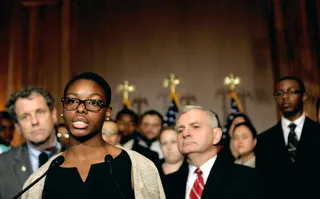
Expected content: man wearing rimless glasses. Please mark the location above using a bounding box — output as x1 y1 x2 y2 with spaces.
256 76 320 199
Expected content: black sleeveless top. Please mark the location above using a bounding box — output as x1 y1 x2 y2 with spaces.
43 150 135 199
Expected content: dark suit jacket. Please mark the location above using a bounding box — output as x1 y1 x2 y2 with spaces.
0 144 33 199
164 155 263 199
255 117 320 199
131 140 161 166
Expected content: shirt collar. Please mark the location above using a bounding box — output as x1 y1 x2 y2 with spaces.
27 137 60 157
281 113 305 130
188 155 217 181
281 113 306 143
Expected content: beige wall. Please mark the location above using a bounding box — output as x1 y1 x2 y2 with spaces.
74 0 277 133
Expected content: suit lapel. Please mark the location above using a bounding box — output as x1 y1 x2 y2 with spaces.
201 156 229 199
274 122 287 147
178 161 189 199
298 117 313 145
295 117 315 162
13 144 33 186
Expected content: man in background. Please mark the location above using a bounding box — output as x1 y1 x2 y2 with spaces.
0 111 15 154
0 86 61 199
256 76 320 199
123 110 163 165
116 108 139 145
166 105 261 199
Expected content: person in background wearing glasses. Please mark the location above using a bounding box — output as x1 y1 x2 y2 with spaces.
255 76 320 199
0 87 61 199
21 72 165 199
102 119 121 146
0 111 15 154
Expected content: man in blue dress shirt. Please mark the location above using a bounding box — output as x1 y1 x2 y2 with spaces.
0 86 61 199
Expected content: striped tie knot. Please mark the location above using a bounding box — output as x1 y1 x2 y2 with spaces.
288 123 296 131
195 168 202 176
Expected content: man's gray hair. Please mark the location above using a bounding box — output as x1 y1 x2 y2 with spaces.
176 105 219 128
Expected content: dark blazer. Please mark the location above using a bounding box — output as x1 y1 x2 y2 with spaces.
131 140 161 166
0 144 33 199
164 155 263 199
255 117 320 199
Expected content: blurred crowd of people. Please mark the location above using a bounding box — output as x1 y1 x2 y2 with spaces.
0 74 319 199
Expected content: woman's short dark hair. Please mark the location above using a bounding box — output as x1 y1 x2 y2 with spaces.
224 112 252 134
63 72 112 107
233 121 257 138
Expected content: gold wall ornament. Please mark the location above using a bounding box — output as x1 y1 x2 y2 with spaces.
224 74 241 91
132 97 148 116
117 80 135 101
163 73 180 93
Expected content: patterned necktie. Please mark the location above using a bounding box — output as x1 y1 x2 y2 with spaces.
287 123 298 162
190 168 204 199
38 152 49 168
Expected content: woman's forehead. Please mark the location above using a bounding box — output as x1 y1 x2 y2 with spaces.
67 79 106 98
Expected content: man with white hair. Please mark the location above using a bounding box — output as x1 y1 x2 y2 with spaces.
165 105 262 199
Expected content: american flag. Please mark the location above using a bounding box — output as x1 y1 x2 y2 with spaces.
163 94 180 127
222 91 243 138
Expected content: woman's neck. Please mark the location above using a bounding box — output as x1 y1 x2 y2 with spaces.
66 135 109 162
239 151 255 163
162 159 184 175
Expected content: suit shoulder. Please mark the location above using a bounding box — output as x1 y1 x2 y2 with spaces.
305 117 320 128
123 147 157 168
258 124 279 140
231 163 255 174
0 146 22 161
0 146 24 172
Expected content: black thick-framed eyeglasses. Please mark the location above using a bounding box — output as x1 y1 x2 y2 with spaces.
273 89 302 97
61 97 107 112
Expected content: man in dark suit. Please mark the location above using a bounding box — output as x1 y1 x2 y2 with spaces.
166 105 261 199
0 87 61 199
255 76 320 199
122 110 163 166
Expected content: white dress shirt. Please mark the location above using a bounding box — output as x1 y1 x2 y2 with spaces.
185 155 217 199
149 140 163 159
138 139 164 159
27 138 61 172
281 114 306 145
